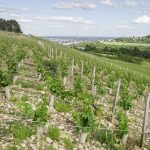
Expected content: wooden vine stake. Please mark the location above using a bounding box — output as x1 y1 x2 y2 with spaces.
80 132 87 144
63 77 67 86
51 48 54 58
38 73 42 81
71 58 74 76
112 80 121 121
60 50 62 58
4 86 11 100
141 93 150 149
92 66 96 93
49 95 55 111
55 48 57 59
48 46 49 56
13 74 18 85
37 126 43 148
49 46 51 57
81 60 84 77
92 85 97 95
109 88 112 95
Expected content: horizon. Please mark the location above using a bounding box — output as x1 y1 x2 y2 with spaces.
0 0 150 37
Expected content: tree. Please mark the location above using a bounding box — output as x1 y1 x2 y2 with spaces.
0 18 22 33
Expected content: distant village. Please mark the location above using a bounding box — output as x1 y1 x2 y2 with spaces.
44 37 114 45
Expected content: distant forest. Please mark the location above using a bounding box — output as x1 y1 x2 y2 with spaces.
0 18 22 33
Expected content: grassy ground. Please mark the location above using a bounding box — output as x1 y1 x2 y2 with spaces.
97 56 150 77
102 41 150 47
75 41 150 78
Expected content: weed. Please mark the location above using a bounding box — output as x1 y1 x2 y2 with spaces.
54 101 72 113
34 102 47 123
21 94 29 101
7 146 17 150
116 111 128 139
10 122 35 144
93 128 116 149
17 101 34 118
64 138 73 150
48 126 60 140
10 96 18 102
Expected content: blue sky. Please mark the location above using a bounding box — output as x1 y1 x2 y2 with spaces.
0 0 150 36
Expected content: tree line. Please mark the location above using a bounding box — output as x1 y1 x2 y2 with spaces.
0 18 22 33
116 35 150 43
74 44 150 64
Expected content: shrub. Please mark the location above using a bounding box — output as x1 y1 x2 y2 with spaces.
7 146 17 150
54 101 72 113
64 138 73 150
94 105 104 118
35 83 45 91
93 128 116 149
116 111 128 139
48 126 60 140
21 94 29 101
10 96 18 102
18 80 44 91
120 83 132 110
10 122 35 144
73 107 95 133
34 102 47 123
18 80 34 88
17 101 34 118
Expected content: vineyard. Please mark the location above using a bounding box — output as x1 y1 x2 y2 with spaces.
0 32 150 150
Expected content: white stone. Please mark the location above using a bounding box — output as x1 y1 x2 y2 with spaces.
53 142 59 149
30 144 37 150
58 125 65 130
46 137 52 144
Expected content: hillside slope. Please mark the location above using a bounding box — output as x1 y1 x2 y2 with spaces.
0 32 150 150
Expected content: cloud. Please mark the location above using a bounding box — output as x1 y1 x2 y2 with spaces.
36 16 94 25
20 7 29 12
99 0 116 7
0 6 26 13
115 25 137 29
17 18 33 23
122 0 137 7
91 24 137 30
134 15 150 24
54 1 96 10
99 0 138 8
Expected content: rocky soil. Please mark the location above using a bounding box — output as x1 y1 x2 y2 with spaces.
0 57 150 150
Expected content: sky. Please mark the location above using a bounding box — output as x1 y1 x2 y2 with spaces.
0 0 150 37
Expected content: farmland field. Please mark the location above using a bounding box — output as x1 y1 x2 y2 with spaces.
0 31 150 150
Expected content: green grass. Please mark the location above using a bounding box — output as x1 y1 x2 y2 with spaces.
98 56 150 77
10 122 35 144
47 126 60 140
74 41 150 78
54 101 72 113
103 41 150 47
63 138 73 150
